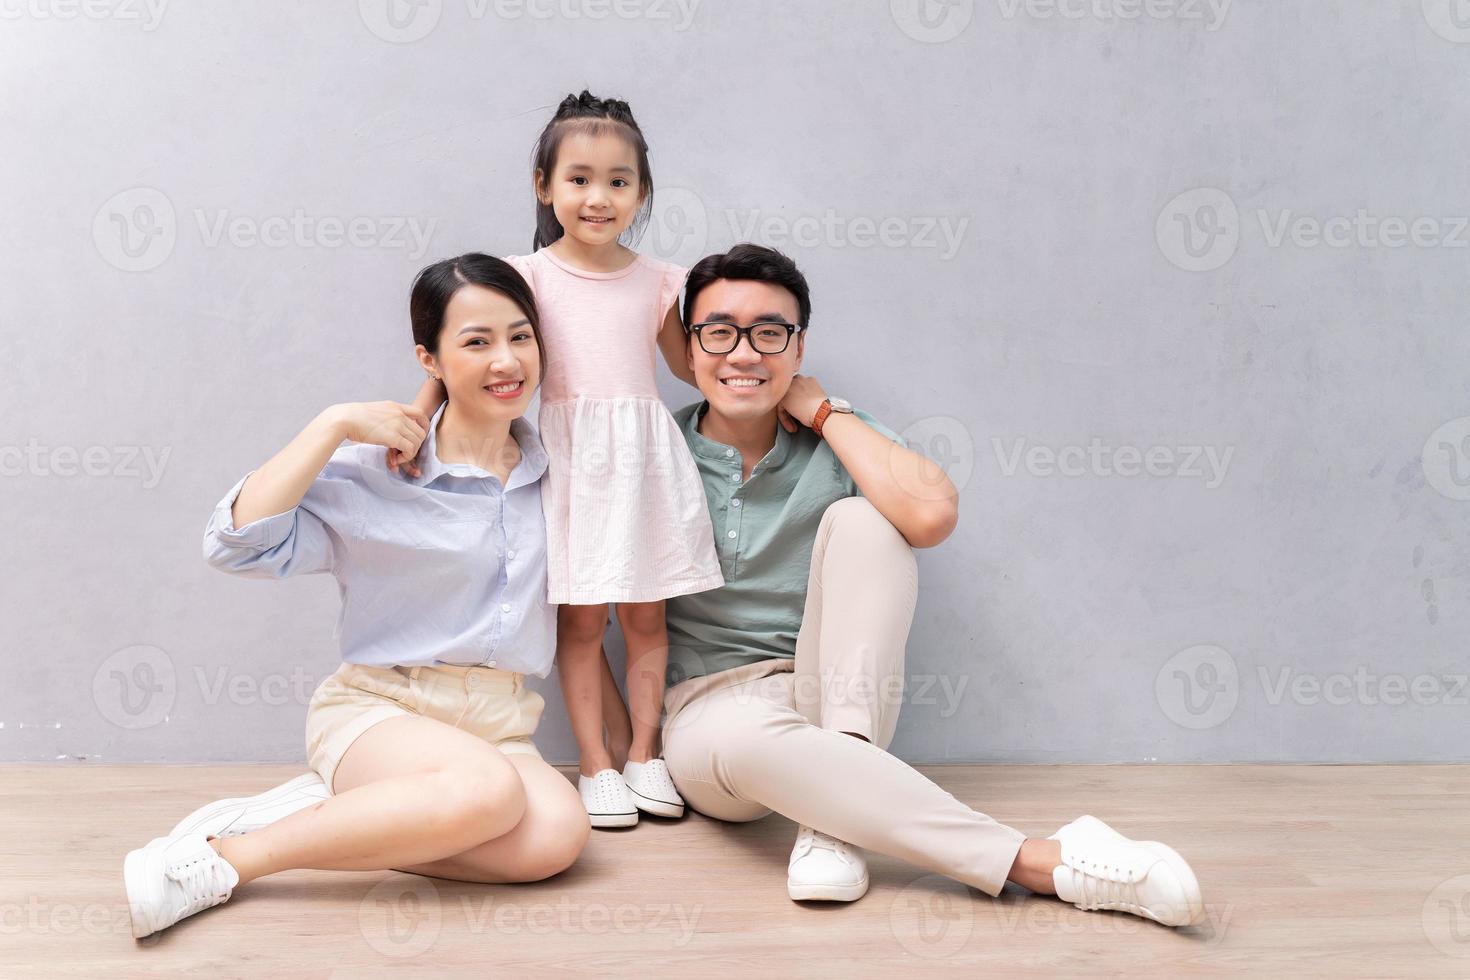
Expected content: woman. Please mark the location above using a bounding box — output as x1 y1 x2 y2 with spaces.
123 254 590 939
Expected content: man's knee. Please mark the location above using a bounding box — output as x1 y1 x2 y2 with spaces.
822 496 905 542
819 497 915 566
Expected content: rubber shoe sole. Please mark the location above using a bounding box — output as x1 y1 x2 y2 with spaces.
627 786 685 819
788 874 870 902
588 809 639 829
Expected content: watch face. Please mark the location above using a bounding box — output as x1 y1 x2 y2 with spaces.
828 397 853 413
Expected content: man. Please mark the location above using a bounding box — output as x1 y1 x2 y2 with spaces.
658 243 1204 925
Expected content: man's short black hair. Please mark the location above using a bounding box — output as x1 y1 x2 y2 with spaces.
682 243 812 332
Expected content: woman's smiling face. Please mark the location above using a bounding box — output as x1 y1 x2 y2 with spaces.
537 129 645 247
417 284 541 419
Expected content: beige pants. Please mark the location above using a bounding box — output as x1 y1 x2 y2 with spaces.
661 497 1027 897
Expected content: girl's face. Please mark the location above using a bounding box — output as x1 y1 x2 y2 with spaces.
537 129 644 247
417 285 541 420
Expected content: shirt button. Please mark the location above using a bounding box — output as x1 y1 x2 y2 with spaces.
506 550 516 560
500 603 512 613
726 529 737 539
724 448 734 458
729 472 740 482
488 660 497 668
731 498 742 508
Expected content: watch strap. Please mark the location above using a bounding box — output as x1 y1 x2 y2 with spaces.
812 398 834 438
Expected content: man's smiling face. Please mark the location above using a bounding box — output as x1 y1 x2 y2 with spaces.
686 278 805 424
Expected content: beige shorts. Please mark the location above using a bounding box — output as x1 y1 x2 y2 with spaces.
305 662 545 792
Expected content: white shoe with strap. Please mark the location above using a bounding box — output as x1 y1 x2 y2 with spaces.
787 825 869 902
1048 815 1205 927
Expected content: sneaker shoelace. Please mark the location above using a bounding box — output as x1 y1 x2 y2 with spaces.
1067 856 1145 913
171 850 233 918
795 827 855 867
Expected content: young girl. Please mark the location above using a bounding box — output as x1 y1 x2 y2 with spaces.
399 92 722 827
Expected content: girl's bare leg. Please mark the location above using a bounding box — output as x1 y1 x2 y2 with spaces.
614 600 670 764
599 646 633 770
557 603 614 776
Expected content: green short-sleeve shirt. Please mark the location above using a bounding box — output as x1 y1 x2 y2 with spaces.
664 401 909 687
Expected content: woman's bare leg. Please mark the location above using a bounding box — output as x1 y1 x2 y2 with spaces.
396 754 590 883
215 716 526 885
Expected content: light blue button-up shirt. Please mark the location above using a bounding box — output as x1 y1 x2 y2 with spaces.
203 406 556 676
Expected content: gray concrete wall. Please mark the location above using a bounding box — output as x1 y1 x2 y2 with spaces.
4 1 1467 763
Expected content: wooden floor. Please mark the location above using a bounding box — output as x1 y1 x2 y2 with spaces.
4 764 1466 977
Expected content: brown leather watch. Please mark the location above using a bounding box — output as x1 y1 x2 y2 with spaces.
811 396 853 438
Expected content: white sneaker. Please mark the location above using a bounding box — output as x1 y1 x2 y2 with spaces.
622 759 685 818
169 772 330 839
578 768 638 828
787 825 869 902
1048 815 1205 927
124 833 241 939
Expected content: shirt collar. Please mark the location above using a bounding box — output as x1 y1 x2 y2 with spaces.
683 401 792 472
414 403 549 490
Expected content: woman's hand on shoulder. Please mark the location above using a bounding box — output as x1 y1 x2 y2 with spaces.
322 402 430 457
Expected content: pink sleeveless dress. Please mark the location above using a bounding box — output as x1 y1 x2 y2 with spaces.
506 249 724 606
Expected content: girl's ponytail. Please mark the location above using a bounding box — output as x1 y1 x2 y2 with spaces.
530 90 654 251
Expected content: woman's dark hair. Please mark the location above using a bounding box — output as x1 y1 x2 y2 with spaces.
682 244 813 332
530 90 654 251
409 253 545 373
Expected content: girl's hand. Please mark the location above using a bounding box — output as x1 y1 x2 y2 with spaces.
325 402 430 456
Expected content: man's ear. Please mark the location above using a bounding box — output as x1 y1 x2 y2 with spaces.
793 331 805 369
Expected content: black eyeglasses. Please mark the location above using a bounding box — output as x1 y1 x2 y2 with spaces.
689 320 804 355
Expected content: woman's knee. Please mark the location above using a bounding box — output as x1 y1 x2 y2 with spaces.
504 788 591 881
430 766 527 840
